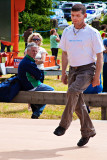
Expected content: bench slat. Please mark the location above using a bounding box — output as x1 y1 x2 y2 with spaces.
11 91 107 107
1 91 107 120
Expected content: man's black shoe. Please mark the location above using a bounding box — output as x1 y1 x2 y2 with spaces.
77 137 90 147
53 126 66 136
31 114 38 119
77 133 96 147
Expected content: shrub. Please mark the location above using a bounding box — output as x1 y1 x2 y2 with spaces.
101 14 107 25
19 12 51 37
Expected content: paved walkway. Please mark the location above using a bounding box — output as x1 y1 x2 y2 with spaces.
0 118 107 160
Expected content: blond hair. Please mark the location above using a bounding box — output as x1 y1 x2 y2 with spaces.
27 32 43 46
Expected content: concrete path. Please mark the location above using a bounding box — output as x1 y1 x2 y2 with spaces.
0 118 107 160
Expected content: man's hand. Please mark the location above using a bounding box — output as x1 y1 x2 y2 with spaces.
92 75 100 87
61 74 68 84
61 51 68 84
35 59 39 65
92 52 103 87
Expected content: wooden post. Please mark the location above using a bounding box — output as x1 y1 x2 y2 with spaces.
101 107 107 120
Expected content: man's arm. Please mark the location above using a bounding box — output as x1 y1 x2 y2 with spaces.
26 62 44 80
92 52 103 87
61 51 68 84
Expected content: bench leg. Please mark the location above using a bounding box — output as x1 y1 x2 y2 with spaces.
101 107 107 120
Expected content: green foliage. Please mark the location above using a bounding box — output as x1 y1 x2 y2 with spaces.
25 0 52 15
101 14 107 25
19 12 51 37
19 0 53 37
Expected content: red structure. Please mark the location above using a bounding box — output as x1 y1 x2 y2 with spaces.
0 0 60 70
0 0 26 66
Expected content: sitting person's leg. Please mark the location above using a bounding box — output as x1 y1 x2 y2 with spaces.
1 43 5 52
31 104 46 119
86 106 90 114
31 83 54 119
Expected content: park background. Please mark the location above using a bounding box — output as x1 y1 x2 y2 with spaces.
0 0 107 120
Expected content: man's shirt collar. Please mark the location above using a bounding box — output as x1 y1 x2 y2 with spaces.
26 54 35 62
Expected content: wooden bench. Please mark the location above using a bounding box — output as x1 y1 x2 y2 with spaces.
10 91 107 120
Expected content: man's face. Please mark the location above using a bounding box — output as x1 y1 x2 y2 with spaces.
27 47 38 59
28 28 33 32
71 10 87 26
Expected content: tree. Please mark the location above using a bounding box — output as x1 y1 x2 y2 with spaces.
25 0 52 15
101 14 107 25
19 0 53 36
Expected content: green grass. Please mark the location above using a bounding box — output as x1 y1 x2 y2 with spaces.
0 102 101 120
0 37 102 120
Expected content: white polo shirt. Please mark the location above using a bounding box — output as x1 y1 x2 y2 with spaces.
59 24 104 67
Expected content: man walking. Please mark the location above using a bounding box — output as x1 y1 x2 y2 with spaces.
53 4 104 147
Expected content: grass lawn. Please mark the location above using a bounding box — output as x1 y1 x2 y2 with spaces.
0 37 101 120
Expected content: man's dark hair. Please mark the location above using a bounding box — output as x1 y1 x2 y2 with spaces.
71 4 86 14
27 26 33 30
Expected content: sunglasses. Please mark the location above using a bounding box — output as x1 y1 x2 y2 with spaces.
32 38 40 41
